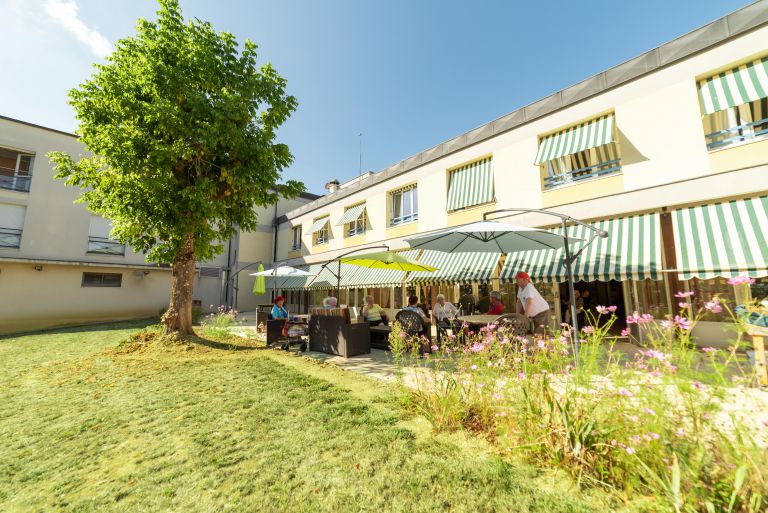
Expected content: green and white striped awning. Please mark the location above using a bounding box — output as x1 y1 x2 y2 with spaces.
344 250 421 288
672 197 768 280
407 250 500 284
446 158 494 211
534 114 615 164
336 204 366 226
698 56 768 115
500 213 662 283
309 216 330 233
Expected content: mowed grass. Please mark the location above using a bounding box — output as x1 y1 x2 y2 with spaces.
0 322 603 513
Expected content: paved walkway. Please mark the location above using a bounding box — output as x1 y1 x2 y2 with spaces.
301 349 398 382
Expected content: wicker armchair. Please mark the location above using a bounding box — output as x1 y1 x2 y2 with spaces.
494 313 532 337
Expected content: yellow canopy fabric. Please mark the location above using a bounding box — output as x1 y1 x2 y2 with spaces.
340 251 437 272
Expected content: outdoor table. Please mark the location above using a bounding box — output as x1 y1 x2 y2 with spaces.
369 324 392 350
457 315 499 326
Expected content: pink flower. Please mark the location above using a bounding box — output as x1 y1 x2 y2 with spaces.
582 326 595 334
705 299 723 314
618 388 633 397
727 276 755 286
674 291 695 298
678 302 690 308
702 347 717 353
640 314 654 323
674 315 693 331
537 339 546 350
675 428 685 437
643 407 656 416
620 328 631 337
398 332 406 338
648 432 660 440
661 320 674 329
470 364 478 371
596 305 608 314
625 447 636 455
517 372 526 380
430 345 439 352
626 314 638 324
607 305 618 312
692 381 704 391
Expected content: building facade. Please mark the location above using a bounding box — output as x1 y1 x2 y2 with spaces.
0 116 317 334
270 3 768 344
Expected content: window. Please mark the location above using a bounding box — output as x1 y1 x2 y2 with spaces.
311 217 330 245
291 225 302 251
535 114 621 190
0 203 25 249
87 216 125 255
446 157 494 211
82 272 122 287
698 56 768 150
702 98 768 150
390 185 418 226
347 208 366 237
0 147 33 193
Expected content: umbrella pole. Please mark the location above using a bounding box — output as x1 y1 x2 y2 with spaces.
337 260 341 299
561 219 580 367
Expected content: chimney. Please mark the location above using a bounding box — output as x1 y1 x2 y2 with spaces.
324 179 340 194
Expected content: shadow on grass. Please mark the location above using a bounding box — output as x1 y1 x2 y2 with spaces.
0 318 160 341
189 335 268 352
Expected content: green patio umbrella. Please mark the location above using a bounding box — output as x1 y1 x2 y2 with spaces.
252 263 266 295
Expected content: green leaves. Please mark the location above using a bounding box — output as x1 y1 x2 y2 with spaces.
48 0 304 264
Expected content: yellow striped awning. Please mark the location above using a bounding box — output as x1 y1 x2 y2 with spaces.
344 250 421 287
407 250 500 284
534 114 615 164
672 197 768 279
698 56 768 115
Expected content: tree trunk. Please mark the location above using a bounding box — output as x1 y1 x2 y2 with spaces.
162 232 196 336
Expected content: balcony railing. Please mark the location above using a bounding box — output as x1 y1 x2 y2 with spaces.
87 237 126 255
0 228 21 248
705 117 768 150
543 158 622 189
390 212 418 227
0 173 31 192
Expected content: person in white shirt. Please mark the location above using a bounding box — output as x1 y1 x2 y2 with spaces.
514 271 552 334
432 294 459 334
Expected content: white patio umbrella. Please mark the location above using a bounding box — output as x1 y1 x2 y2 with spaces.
250 265 316 299
404 221 571 253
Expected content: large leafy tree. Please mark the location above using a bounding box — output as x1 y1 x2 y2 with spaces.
49 0 304 335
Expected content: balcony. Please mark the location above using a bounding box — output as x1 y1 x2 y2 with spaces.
390 212 418 227
543 158 622 190
705 117 768 151
0 228 21 248
87 237 126 255
0 173 31 193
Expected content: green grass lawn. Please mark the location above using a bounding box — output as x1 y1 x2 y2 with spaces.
0 321 607 512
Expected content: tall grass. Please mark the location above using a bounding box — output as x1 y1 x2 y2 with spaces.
390 287 767 512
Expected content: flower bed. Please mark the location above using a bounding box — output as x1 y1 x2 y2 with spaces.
390 285 768 512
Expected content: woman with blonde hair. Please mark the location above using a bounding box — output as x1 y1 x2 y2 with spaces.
362 294 387 326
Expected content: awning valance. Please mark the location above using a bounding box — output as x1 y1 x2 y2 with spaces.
309 217 330 233
500 213 662 283
336 204 366 226
672 196 768 280
446 158 494 211
534 114 615 164
407 250 500 284
698 56 768 115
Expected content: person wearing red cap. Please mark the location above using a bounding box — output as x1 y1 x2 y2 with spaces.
271 296 289 320
514 271 551 334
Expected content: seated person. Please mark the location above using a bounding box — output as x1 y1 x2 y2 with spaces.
362 295 387 326
433 294 459 332
402 295 431 338
487 291 504 316
271 296 289 320
322 296 338 308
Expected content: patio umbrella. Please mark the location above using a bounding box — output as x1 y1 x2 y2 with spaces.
404 221 571 253
252 263 266 295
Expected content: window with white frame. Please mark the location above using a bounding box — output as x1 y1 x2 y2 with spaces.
312 217 330 245
698 56 768 150
0 147 34 193
390 185 418 226
346 207 367 237
291 225 302 251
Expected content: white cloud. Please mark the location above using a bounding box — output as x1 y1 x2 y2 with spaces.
44 0 112 58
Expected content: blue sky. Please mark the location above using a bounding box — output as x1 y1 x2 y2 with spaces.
0 0 749 194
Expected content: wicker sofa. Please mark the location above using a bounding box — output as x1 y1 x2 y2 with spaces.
308 307 370 358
